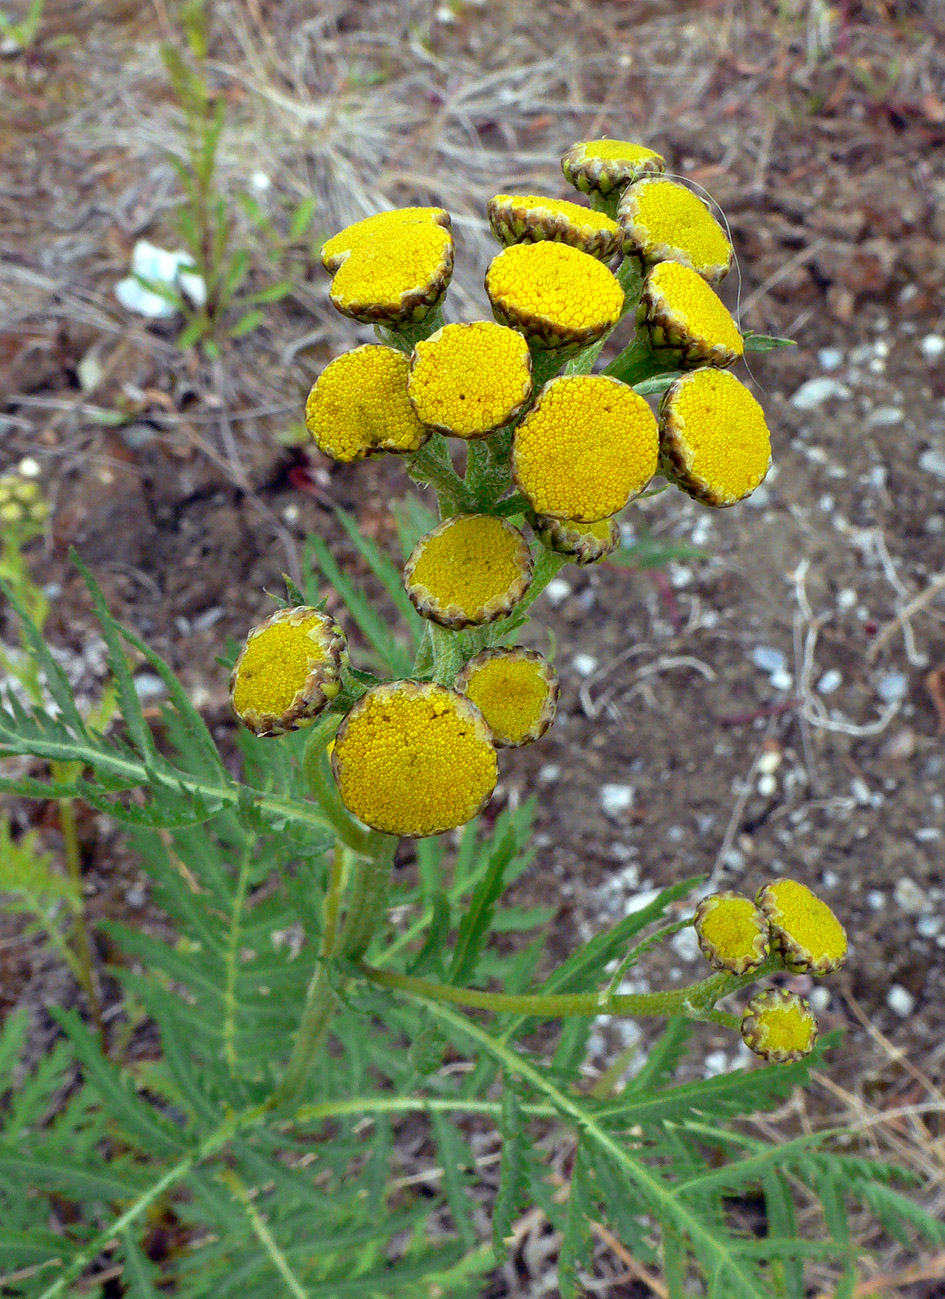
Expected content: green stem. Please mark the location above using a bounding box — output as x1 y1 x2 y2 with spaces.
375 305 445 354
404 438 475 515
359 960 758 1027
530 345 568 390
337 838 396 960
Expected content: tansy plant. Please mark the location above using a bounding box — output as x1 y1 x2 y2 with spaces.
1 141 942 1299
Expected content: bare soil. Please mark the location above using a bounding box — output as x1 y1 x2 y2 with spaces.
2 0 945 1293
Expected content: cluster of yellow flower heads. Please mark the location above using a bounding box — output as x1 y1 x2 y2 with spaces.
693 881 848 1062
231 137 778 846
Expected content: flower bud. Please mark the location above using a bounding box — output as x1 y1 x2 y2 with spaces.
740 989 818 1063
230 607 347 737
305 345 430 463
693 891 770 975
561 139 665 200
639 261 743 369
408 321 532 439
756 879 847 975
617 179 733 284
485 242 624 353
487 193 622 261
455 648 558 748
532 514 620 566
403 515 533 630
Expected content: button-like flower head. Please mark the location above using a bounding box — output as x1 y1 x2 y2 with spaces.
640 261 743 368
320 208 453 326
331 680 498 837
403 514 533 630
487 194 622 261
740 989 818 1064
617 179 733 284
305 345 431 463
0 473 49 542
693 891 770 975
455 647 558 748
533 514 620 566
756 879 847 975
512 375 658 522
659 369 771 508
485 242 624 352
408 322 532 439
561 139 665 199
230 607 347 738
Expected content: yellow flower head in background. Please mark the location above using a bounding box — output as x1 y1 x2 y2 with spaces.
320 207 453 326
485 242 624 352
618 178 733 284
0 473 49 541
659 368 771 508
640 261 743 368
403 514 533 630
561 139 666 198
455 648 559 748
331 680 497 837
230 607 347 738
305 345 430 463
756 879 848 975
487 194 623 261
408 322 532 439
512 375 658 522
532 514 620 566
693 891 770 975
741 989 819 1064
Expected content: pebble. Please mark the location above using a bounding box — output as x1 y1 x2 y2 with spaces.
866 406 903 427
809 987 831 1013
821 869 839 888
770 668 794 692
817 669 842 695
703 1050 730 1078
817 347 843 371
751 646 786 673
894 878 928 914
915 826 941 842
572 653 598 678
671 927 701 963
125 884 148 909
867 890 885 911
837 588 858 612
600 784 634 819
757 773 777 797
544 578 572 607
133 673 167 701
918 449 945 480
789 377 851 410
886 985 915 1018
920 334 945 360
851 776 871 806
877 672 907 703
18 456 40 477
192 606 225 633
758 748 782 775
917 915 942 938
625 887 662 914
538 763 560 784
120 423 159 451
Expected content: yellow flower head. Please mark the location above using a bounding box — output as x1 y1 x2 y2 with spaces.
305 345 431 463
659 369 771 508
485 242 624 352
512 375 658 522
230 607 347 738
0 473 49 540
408 322 532 439
756 879 848 976
487 194 623 261
640 261 743 368
320 207 453 326
741 989 818 1064
533 514 620 566
403 514 533 630
561 139 666 198
331 680 497 837
617 179 733 284
455 647 558 748
692 891 770 975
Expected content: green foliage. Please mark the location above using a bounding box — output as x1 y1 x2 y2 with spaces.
0 0 44 50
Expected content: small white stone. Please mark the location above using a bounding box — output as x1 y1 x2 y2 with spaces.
851 776 871 805
751 646 786 674
538 763 560 784
866 889 885 911
770 668 794 692
790 377 851 410
866 465 887 490
873 339 890 358
125 884 148 909
915 826 941 842
671 927 701 963
758 749 782 775
809 986 831 1012
544 577 572 607
671 565 693 588
894 877 927 915
817 669 842 695
821 869 839 888
867 406 903 427
625 888 662 914
757 773 777 797
817 347 843 371
917 914 942 938
572 653 598 678
282 503 301 525
877 672 907 703
886 985 915 1018
920 333 945 360
17 456 40 477
133 673 166 701
600 784 634 818
919 449 945 480
250 171 271 191
703 1050 730 1078
837 588 857 612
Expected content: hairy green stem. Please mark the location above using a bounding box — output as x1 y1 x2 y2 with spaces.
359 960 755 1026
337 838 396 960
404 438 474 514
301 722 375 854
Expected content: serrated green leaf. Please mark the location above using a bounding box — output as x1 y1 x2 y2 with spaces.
559 1141 594 1299
492 1086 528 1261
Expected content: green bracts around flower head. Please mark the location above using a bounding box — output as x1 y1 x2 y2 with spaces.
561 139 666 200
403 514 533 630
230 607 347 737
487 193 622 261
